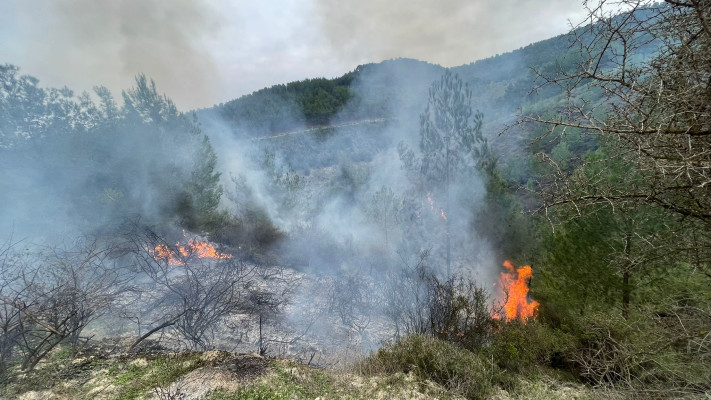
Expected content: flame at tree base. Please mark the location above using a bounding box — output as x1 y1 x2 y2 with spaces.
494 260 540 323
150 233 232 266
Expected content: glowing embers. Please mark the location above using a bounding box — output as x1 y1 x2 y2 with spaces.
423 192 448 223
494 260 540 323
151 234 232 266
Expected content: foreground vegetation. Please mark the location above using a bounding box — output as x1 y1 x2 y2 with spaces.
0 340 603 400
0 0 709 399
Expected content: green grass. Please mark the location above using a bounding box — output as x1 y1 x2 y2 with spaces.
0 347 110 399
111 354 204 400
208 362 308 400
113 363 149 386
207 358 454 400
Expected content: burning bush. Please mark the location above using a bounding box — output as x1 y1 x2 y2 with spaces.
149 232 232 266
494 260 540 323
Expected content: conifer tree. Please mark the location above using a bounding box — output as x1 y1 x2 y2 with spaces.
400 71 488 277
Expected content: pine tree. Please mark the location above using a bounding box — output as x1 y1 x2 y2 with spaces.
399 71 489 277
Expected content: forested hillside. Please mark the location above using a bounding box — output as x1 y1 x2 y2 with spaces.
1 1 709 399
206 58 443 137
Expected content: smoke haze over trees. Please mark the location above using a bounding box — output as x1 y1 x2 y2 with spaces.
0 69 223 239
0 1 710 398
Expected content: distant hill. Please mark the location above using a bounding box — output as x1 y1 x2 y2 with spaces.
197 34 580 174
198 37 581 157
198 5 661 175
200 58 443 138
204 3 661 141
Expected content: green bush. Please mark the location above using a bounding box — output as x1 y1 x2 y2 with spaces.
112 354 204 400
553 264 711 394
570 311 711 393
489 320 574 373
359 334 497 400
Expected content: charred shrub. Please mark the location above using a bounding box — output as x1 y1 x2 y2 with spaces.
384 255 494 352
212 212 283 263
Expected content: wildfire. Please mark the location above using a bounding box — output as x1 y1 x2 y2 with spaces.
150 234 232 266
427 192 435 211
495 260 539 323
152 243 182 265
178 237 232 260
424 193 448 223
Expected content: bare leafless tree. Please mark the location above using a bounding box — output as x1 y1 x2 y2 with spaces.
328 270 380 341
8 237 129 371
0 236 26 373
384 250 433 337
510 0 711 270
382 249 493 352
121 226 260 352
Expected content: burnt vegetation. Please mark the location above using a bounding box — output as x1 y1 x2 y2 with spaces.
0 1 710 398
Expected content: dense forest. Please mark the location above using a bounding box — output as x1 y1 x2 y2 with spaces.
0 1 709 399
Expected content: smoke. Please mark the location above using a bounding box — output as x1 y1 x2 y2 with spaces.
2 0 592 112
200 59 500 289
0 71 214 242
1 0 222 110
0 2 543 356
312 0 585 67
0 57 514 366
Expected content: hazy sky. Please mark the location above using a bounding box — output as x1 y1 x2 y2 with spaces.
0 0 586 110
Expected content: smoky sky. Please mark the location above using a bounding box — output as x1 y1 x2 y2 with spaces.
0 0 222 110
312 0 585 67
1 0 586 110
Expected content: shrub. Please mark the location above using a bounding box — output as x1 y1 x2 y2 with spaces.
489 320 574 373
570 311 711 394
383 257 494 351
359 334 497 400
212 213 284 263
429 276 493 352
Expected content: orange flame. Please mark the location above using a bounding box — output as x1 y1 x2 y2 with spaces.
152 244 184 265
440 208 448 222
151 235 232 266
495 260 539 323
427 192 435 211
178 238 233 260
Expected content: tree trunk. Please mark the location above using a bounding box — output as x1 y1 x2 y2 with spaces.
258 313 267 356
384 209 389 251
445 134 451 279
622 232 632 319
126 314 182 354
